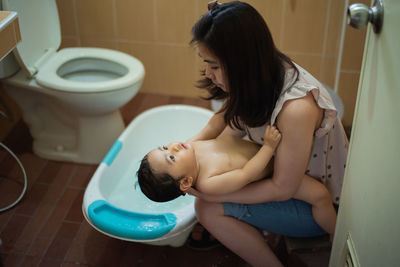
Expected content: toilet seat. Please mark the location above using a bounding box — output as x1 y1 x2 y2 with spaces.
36 47 145 93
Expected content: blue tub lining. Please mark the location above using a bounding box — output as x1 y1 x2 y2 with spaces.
87 200 177 240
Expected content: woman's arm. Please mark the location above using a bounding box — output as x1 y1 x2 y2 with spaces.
189 94 322 203
219 124 246 138
197 126 280 195
186 111 226 142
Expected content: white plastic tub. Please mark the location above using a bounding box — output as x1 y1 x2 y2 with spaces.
82 105 213 246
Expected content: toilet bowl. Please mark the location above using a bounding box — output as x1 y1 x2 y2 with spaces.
0 0 145 163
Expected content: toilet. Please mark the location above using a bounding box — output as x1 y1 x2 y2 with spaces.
0 0 145 164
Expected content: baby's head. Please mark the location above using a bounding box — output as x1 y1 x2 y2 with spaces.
137 142 198 202
137 155 185 202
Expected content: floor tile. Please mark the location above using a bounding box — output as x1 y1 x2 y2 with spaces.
44 222 80 261
14 182 49 217
20 255 42 267
64 221 113 265
2 252 24 267
36 161 63 185
38 188 81 239
26 236 53 258
1 214 30 253
64 189 85 223
67 164 96 189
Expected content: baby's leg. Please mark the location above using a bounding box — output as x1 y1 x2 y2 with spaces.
293 175 337 240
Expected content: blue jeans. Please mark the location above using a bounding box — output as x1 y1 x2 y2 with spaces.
224 199 327 237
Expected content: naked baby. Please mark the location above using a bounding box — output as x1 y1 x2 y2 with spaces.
137 126 281 202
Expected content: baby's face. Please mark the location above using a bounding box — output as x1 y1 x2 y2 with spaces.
147 142 198 180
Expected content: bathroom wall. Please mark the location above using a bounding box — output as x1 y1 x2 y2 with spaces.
0 0 368 140
56 0 346 95
55 0 367 127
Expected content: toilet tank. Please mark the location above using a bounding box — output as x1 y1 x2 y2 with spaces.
1 0 61 77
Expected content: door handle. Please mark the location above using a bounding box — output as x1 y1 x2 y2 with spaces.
347 0 384 33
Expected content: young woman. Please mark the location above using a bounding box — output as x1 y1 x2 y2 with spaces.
186 1 348 266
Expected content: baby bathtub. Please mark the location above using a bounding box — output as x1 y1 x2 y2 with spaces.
82 105 213 247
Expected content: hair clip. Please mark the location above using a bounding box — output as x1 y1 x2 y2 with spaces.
208 0 221 11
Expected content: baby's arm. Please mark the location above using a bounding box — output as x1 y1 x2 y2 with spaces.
186 111 226 142
197 126 281 195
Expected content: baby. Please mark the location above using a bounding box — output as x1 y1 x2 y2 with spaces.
138 125 280 202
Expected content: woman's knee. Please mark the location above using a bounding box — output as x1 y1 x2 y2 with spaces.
301 175 333 207
313 185 333 208
195 199 224 224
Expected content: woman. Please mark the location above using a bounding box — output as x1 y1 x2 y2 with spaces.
187 1 348 266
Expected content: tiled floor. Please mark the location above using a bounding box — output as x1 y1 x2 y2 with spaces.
0 92 326 266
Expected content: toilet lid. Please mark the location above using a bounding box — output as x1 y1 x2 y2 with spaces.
2 0 61 77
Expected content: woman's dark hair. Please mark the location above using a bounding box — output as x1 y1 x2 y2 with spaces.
191 1 299 130
136 155 185 202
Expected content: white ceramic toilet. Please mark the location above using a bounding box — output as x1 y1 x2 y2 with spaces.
0 0 145 164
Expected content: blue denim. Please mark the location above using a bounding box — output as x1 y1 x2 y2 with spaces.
223 199 327 237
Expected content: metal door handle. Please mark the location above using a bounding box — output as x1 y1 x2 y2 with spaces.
347 0 384 33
